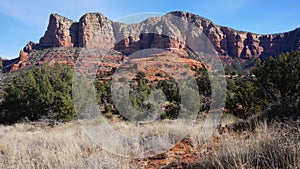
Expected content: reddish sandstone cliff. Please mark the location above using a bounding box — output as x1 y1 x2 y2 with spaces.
38 11 300 58
6 11 300 72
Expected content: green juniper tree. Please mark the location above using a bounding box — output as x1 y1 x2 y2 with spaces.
0 64 75 124
253 52 300 118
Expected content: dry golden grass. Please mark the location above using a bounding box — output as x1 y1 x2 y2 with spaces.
0 117 298 169
0 122 132 169
192 120 300 169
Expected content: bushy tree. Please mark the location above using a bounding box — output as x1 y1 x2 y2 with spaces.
129 71 154 112
0 64 75 124
226 76 268 118
195 67 211 96
157 77 180 103
94 80 112 106
253 52 300 118
226 51 300 119
0 57 2 70
157 77 181 119
73 75 98 119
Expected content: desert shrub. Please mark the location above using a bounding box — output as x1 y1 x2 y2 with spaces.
226 76 268 119
95 68 206 120
157 78 180 103
129 71 154 111
157 78 180 119
195 67 211 96
94 80 113 107
253 51 300 118
0 64 75 124
226 51 300 119
72 75 98 119
0 57 2 70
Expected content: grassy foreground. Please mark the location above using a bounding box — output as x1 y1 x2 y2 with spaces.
0 118 299 169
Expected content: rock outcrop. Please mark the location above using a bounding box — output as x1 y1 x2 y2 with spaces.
38 11 300 59
39 14 78 48
6 11 300 72
78 13 115 49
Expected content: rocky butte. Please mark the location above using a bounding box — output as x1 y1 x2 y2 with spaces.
3 11 300 72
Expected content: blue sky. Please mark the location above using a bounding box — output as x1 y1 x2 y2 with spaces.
0 0 299 59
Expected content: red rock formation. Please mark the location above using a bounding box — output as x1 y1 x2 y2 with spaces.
8 42 37 71
78 13 115 49
5 11 300 72
19 50 29 62
37 11 300 59
39 14 78 48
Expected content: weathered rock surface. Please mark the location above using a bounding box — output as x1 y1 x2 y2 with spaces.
39 14 77 48
5 11 300 72
37 11 300 59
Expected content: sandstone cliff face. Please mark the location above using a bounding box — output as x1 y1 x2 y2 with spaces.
38 11 300 58
8 11 300 72
9 41 37 71
39 14 77 48
78 13 115 49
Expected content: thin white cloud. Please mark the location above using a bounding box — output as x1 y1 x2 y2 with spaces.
115 12 164 24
